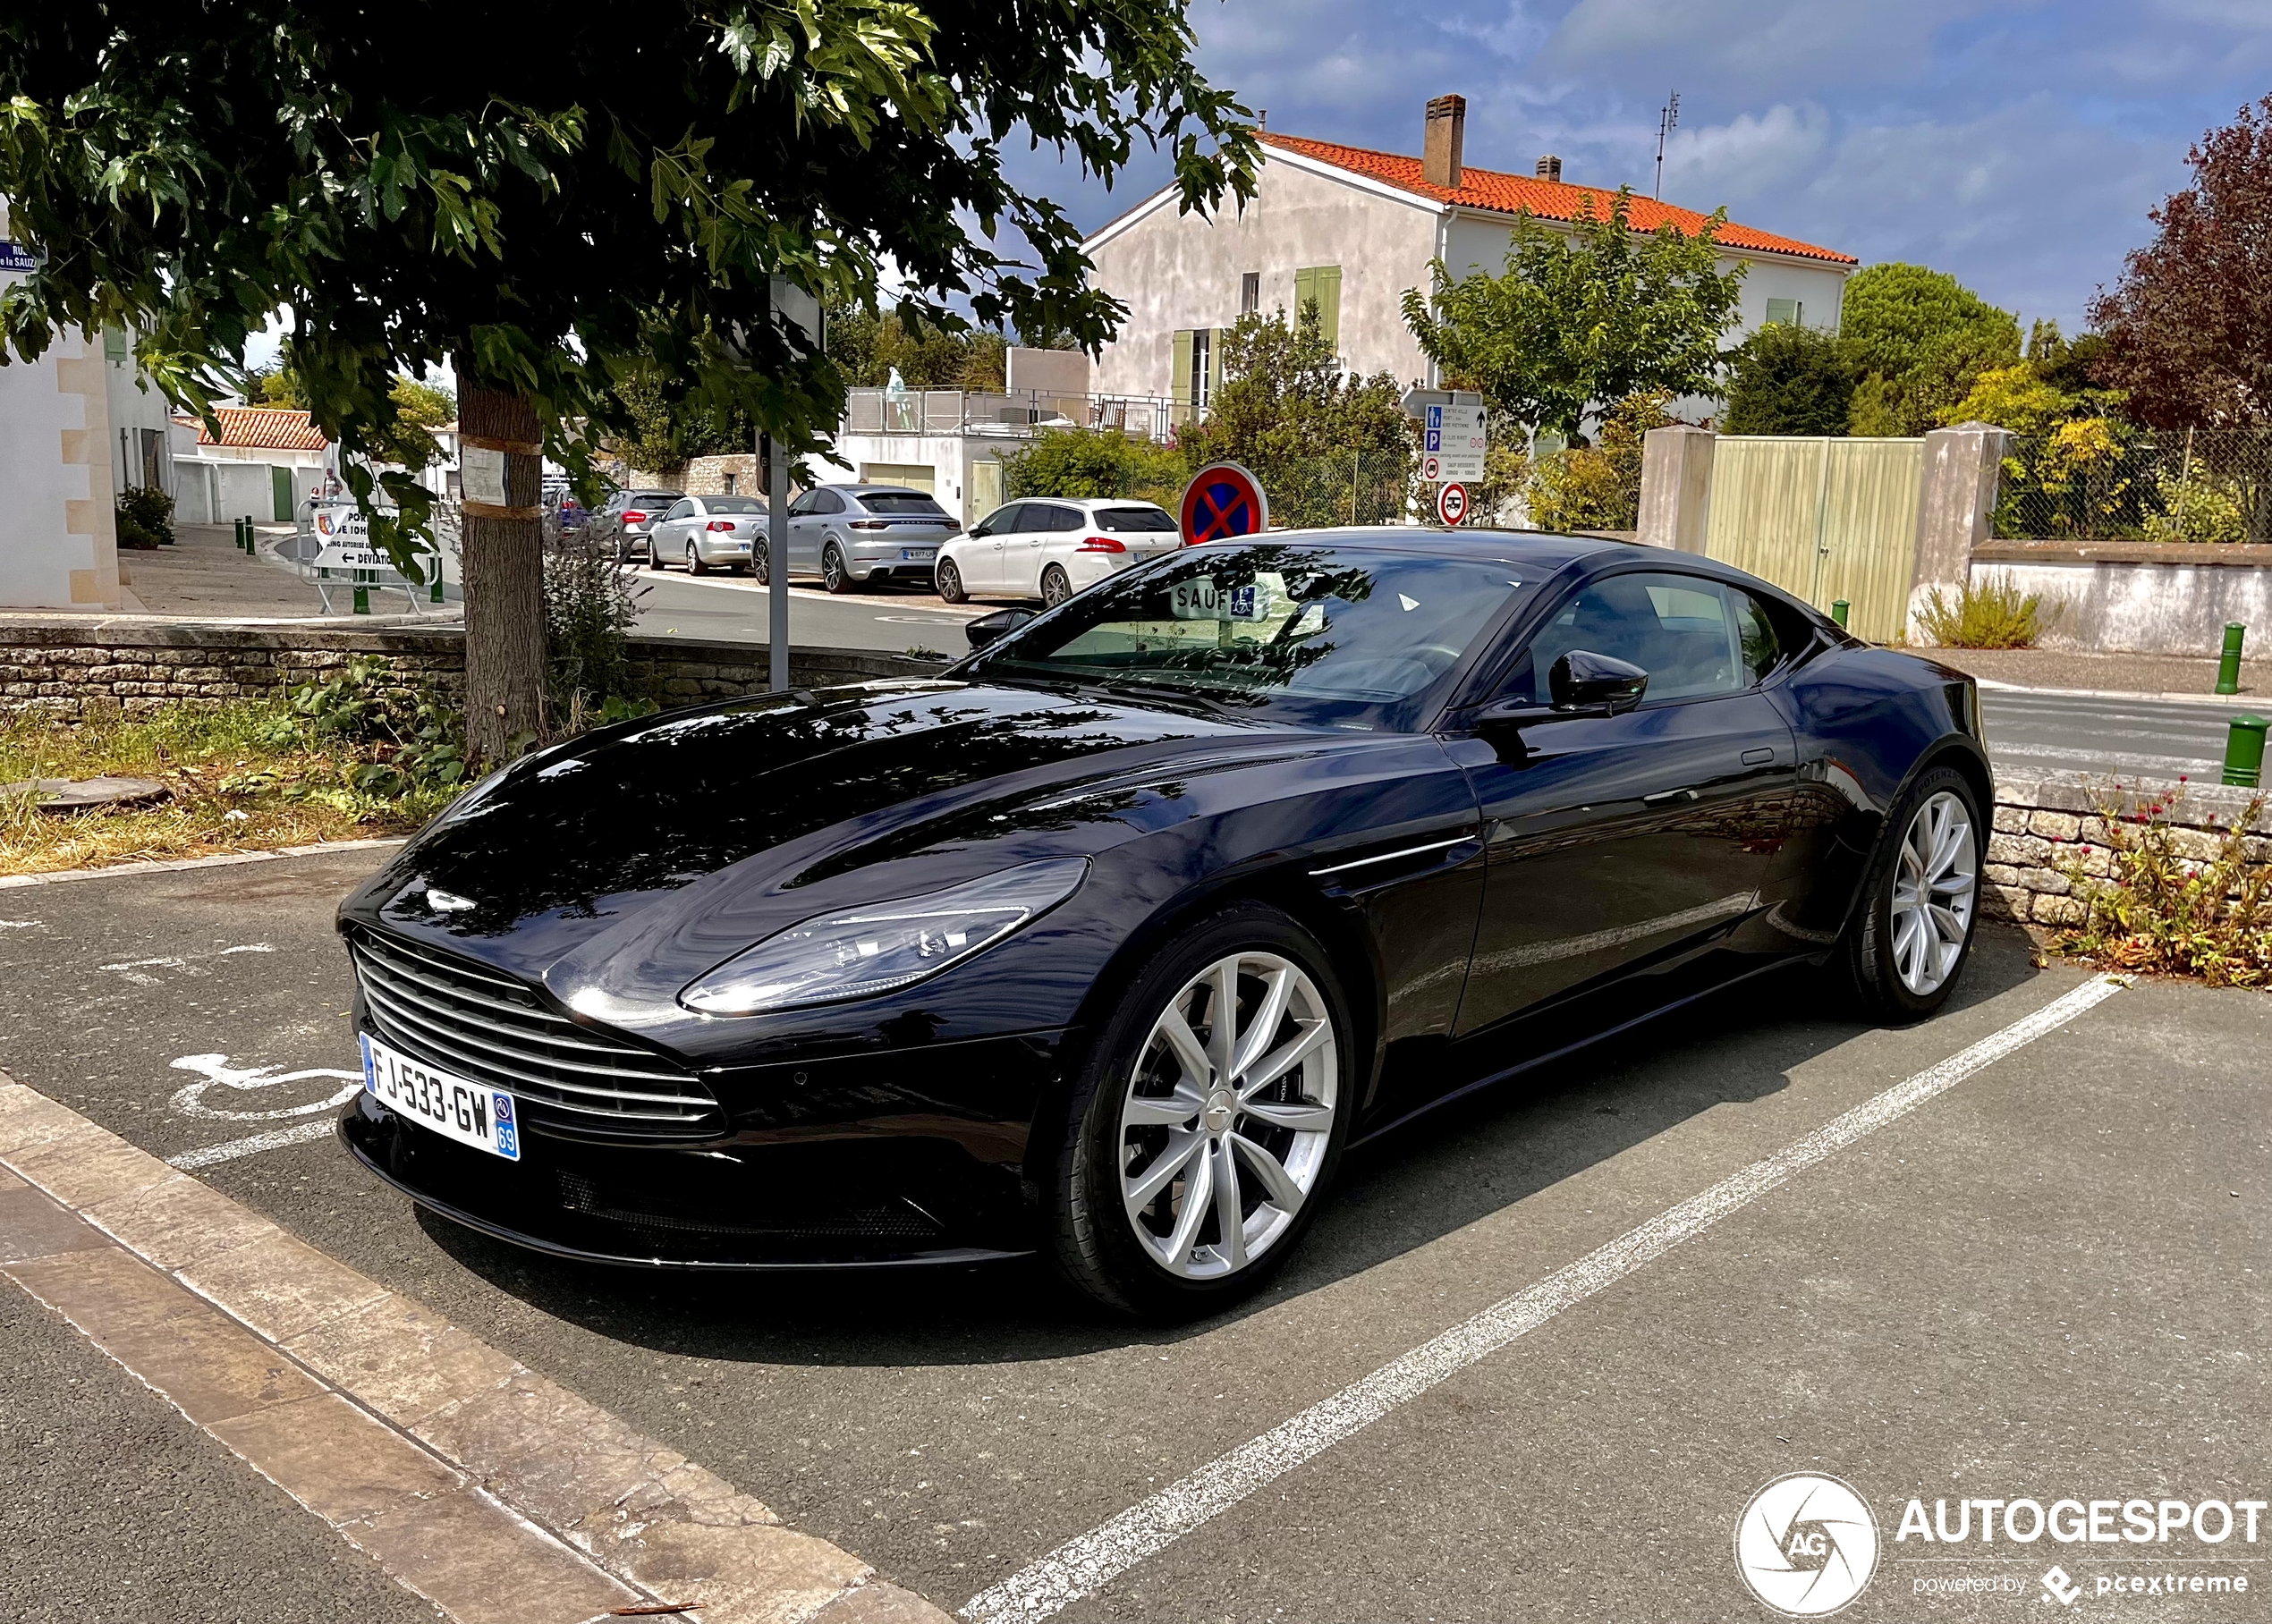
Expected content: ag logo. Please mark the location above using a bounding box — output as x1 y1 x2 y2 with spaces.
1734 1473 1880 1616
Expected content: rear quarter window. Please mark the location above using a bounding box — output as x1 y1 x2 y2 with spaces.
1096 506 1180 533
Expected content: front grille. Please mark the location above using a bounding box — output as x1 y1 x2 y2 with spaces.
555 1171 945 1242
352 930 723 1138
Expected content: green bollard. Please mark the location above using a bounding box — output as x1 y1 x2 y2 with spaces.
1830 598 1851 629
233 517 244 550
431 575 445 605
352 569 370 615
2216 622 2246 696
2224 715 2267 788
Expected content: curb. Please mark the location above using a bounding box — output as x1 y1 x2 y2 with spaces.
1971 676 2269 706
0 837 408 890
0 1080 954 1624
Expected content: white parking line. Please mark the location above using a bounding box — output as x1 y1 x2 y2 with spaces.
165 1117 339 1170
961 973 2127 1624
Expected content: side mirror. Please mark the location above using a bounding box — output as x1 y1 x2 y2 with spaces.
1549 649 1649 714
968 521 991 538
964 607 1036 653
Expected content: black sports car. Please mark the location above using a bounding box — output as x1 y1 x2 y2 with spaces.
338 531 1988 1316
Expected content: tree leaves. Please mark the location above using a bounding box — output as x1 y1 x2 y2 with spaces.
1401 190 1743 439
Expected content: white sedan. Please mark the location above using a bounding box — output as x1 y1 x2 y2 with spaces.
935 497 1183 606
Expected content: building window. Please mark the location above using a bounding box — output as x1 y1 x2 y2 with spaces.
1764 298 1802 326
1173 328 1219 412
1293 266 1342 350
723 471 737 494
1240 272 1260 315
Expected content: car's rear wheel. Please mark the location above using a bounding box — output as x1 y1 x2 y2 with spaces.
1040 564 1072 608
1839 764 1982 1022
822 543 852 594
1051 904 1352 1319
936 557 967 604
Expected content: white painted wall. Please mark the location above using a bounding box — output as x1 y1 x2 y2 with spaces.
1975 559 2271 656
102 340 176 495
1089 158 1442 397
0 329 121 608
827 432 1015 527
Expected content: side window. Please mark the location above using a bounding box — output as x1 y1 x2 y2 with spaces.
788 490 822 516
1035 504 1083 533
811 489 845 515
1512 572 1755 705
977 503 1024 536
664 499 694 521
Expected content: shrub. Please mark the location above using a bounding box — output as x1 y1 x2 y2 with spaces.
1522 393 1670 533
116 484 176 547
1913 574 2045 648
543 527 651 718
2143 468 2249 545
996 427 1191 510
287 656 468 796
2056 785 2272 987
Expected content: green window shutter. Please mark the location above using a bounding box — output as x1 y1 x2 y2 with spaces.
1208 329 1225 403
1315 266 1342 349
1293 267 1317 329
1170 329 1194 408
103 326 128 361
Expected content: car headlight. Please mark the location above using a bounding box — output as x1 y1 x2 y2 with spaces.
678 857 1090 1016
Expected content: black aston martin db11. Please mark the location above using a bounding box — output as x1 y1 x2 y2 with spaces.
339 530 1987 1316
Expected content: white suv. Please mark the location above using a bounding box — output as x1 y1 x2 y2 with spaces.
937 497 1183 605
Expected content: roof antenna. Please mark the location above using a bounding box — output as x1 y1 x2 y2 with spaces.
1654 90 1680 199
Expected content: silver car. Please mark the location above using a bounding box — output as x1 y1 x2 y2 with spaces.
782 485 961 593
647 495 768 575
594 488 685 564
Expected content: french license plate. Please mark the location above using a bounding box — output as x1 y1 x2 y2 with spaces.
901 548 936 561
360 1033 520 1160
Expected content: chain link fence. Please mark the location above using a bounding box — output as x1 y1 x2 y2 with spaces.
1248 450 1418 530
1993 428 2272 544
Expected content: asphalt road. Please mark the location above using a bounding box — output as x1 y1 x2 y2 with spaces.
626 564 991 656
1976 686 2255 782
2 850 2265 1622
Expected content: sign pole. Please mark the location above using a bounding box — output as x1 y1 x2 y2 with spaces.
765 432 789 694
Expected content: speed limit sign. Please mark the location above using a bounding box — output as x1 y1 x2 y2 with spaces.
1437 481 1469 526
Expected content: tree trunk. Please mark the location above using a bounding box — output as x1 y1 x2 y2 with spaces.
455 365 548 763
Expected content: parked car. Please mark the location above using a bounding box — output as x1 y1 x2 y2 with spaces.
337 530 1988 1318
592 489 686 564
647 495 768 574
780 485 960 593
936 496 1183 606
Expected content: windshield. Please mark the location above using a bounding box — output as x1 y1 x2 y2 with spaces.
862 492 947 515
963 542 1547 729
705 497 767 513
1096 506 1179 532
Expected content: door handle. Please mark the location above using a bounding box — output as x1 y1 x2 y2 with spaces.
1740 747 1775 765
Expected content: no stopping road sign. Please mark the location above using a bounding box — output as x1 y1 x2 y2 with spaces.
1181 462 1269 544
1437 481 1469 526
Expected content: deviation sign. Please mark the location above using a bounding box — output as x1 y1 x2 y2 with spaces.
1180 462 1270 544
1437 482 1470 527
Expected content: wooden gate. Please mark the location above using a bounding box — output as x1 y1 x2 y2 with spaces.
1703 436 1924 643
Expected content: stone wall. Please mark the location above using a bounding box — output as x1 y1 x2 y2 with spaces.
1984 771 2270 927
0 618 948 722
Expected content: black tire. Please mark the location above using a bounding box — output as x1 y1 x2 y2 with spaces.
1040 564 1072 608
686 537 709 576
821 542 853 594
750 542 768 586
1837 764 1984 1023
646 539 667 571
615 537 631 568
1049 903 1356 1320
936 556 967 605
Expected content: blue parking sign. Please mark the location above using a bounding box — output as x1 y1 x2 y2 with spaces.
1425 429 1444 453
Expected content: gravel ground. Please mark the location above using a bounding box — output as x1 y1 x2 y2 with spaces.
1912 644 2271 697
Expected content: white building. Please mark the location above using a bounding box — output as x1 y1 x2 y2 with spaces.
1086 95 1857 410
170 405 334 524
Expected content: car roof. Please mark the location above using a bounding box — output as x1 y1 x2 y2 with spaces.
840 485 935 497
1226 526 1622 570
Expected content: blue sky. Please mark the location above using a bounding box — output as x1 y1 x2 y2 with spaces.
1004 0 2272 334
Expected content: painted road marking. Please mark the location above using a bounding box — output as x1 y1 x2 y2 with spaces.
100 943 277 985
168 1053 361 1121
167 1119 340 1170
961 973 2128 1624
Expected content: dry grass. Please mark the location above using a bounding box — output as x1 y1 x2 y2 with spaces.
0 700 454 877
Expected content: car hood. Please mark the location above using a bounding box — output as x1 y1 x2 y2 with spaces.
345 680 1324 980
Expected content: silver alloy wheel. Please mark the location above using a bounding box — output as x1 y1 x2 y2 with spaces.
1118 951 1338 1280
1890 789 1978 995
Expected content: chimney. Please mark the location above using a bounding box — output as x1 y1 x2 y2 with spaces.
1423 94 1466 190
1536 155 1564 183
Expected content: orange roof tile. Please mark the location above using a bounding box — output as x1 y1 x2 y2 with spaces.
197 406 330 452
1260 132 1856 266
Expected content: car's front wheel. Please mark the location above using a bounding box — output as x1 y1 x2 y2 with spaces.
1839 764 1982 1022
936 557 967 604
1051 904 1352 1318
750 542 768 586
686 537 708 576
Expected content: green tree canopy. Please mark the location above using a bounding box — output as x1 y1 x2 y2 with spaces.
1181 305 1413 529
827 307 1008 391
1401 190 1745 439
1839 263 2020 435
0 3 1255 756
996 427 1188 508
1723 322 1856 436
